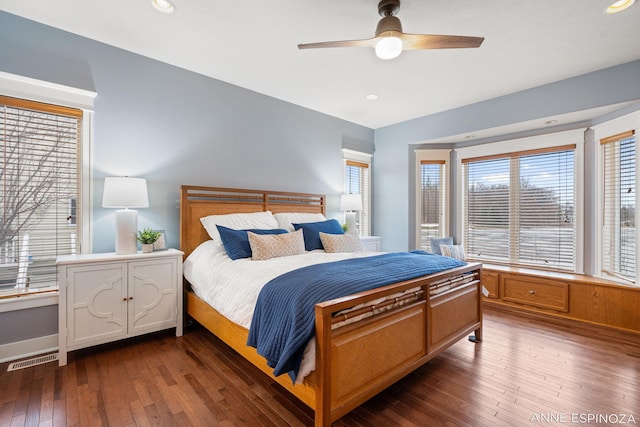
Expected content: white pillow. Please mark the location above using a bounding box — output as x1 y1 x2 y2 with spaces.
319 232 364 253
248 229 306 260
440 244 466 260
274 212 326 231
200 211 278 243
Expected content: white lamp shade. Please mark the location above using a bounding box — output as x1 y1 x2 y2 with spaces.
340 194 362 211
102 177 149 208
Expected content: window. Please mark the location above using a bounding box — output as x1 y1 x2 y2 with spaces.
0 96 81 298
462 144 577 271
343 150 372 236
419 161 445 245
415 149 450 251
601 130 636 282
415 149 449 251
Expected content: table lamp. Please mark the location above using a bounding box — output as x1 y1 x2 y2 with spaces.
340 193 362 234
102 177 149 255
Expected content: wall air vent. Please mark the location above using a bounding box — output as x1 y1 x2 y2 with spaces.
7 353 58 372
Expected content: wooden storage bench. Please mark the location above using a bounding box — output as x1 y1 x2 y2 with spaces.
481 265 640 335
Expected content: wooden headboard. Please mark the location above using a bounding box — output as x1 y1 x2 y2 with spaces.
180 185 326 258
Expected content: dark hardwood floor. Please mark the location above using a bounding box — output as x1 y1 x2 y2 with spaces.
1 306 639 426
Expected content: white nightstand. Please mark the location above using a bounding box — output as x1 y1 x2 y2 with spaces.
360 235 381 252
56 249 184 366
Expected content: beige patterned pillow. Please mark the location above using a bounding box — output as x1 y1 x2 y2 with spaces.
319 232 364 253
248 229 306 260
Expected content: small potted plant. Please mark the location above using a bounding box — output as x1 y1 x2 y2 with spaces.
137 228 161 253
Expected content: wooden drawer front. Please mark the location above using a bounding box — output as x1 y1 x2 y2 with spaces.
502 276 568 312
429 283 480 351
481 272 499 298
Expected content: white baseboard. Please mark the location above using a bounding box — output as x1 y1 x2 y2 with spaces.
0 334 58 363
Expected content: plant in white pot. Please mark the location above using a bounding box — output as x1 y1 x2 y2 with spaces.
137 228 161 253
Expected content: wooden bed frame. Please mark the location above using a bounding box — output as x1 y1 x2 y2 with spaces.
180 185 483 426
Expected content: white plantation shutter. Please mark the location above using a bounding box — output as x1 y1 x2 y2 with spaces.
601 130 636 282
462 145 576 271
419 160 445 249
0 95 81 297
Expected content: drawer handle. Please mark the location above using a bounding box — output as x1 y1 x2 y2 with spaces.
529 290 536 295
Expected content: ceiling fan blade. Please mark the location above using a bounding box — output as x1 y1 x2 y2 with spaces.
298 38 377 50
399 33 484 50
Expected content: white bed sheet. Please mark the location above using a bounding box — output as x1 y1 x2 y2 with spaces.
183 240 379 382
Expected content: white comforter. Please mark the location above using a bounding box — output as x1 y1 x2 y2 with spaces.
183 240 379 382
184 240 378 329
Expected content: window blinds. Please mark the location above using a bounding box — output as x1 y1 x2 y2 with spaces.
462 145 576 270
601 130 636 282
0 96 81 297
345 160 370 236
419 160 445 249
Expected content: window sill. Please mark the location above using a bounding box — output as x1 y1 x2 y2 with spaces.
0 291 59 313
481 263 637 289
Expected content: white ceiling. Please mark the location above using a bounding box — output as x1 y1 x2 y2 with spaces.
1 0 640 129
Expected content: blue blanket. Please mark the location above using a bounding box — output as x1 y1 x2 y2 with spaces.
246 251 465 382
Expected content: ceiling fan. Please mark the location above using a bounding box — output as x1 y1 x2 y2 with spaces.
298 0 484 60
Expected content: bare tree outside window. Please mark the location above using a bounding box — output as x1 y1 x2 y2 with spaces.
1 97 80 295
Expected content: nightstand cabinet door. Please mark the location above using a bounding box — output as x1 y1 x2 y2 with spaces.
128 258 178 335
66 263 128 347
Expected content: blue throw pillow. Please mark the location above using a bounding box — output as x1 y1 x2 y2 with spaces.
293 219 344 251
217 225 288 260
429 237 453 255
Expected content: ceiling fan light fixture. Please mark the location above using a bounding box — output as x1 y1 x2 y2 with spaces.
152 0 176 14
375 36 403 60
297 0 484 57
605 0 635 13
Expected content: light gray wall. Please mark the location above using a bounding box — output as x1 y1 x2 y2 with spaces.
0 11 373 347
2 9 639 351
0 305 58 343
374 60 640 251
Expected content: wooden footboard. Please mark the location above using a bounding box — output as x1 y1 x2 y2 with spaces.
185 262 482 426
313 262 482 425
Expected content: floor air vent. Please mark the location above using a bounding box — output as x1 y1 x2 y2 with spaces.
7 353 58 372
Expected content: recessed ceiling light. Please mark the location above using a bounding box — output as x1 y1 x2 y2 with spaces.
366 94 379 100
605 0 636 14
152 0 176 14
